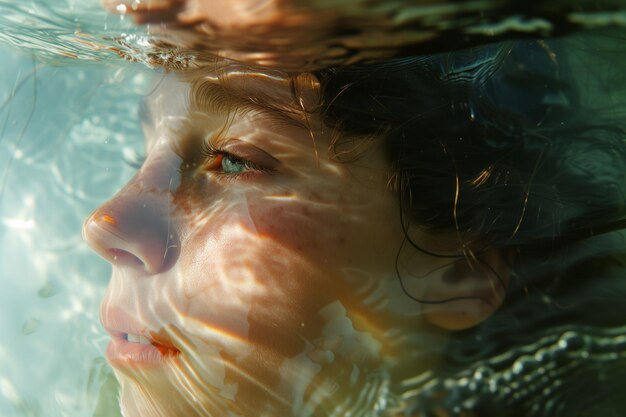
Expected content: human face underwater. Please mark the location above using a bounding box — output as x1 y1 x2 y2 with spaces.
83 68 507 417
82 70 411 417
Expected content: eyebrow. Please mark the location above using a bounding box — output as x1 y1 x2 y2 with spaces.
188 77 311 131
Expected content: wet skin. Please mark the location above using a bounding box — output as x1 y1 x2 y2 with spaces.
83 71 507 417
83 72 415 417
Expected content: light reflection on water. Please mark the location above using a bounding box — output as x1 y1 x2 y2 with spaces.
0 47 148 417
0 0 144 63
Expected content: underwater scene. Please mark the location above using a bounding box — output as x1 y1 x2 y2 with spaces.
2 1 626 417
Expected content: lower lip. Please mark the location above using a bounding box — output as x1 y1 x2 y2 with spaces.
106 337 179 367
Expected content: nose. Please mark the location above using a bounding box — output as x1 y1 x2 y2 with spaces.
82 158 181 275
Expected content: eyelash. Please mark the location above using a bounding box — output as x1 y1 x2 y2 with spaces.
199 141 271 181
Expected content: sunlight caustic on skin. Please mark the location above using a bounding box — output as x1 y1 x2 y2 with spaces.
82 69 508 417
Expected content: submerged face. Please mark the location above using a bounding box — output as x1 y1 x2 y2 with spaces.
82 68 507 417
82 70 416 417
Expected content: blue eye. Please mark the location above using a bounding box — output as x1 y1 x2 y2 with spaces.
200 141 270 180
221 155 246 173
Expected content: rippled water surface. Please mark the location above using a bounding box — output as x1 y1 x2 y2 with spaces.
2 1 626 417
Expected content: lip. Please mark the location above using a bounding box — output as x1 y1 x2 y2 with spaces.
101 306 180 367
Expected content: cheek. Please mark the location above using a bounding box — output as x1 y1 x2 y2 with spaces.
170 181 400 345
249 202 346 257
175 218 344 388
243 182 381 267
177 207 337 335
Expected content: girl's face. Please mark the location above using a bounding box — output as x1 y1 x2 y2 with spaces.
82 70 509 417
82 72 419 417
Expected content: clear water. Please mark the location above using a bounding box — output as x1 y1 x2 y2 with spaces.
0 46 148 417
2 1 626 417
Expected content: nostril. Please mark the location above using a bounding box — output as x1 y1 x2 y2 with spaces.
108 248 145 268
83 202 180 274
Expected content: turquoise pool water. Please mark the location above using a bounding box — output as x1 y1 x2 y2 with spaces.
0 45 149 416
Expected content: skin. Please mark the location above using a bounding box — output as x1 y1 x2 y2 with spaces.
82 70 505 417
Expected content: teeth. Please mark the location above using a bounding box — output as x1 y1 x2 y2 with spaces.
126 333 152 345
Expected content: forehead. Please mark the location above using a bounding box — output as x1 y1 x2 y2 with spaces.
190 63 319 103
140 68 321 146
139 75 190 147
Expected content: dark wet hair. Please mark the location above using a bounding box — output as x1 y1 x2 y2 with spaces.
313 35 626 417
315 38 626 290
316 39 626 250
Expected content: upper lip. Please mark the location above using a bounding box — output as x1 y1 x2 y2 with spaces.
101 305 145 337
101 305 178 350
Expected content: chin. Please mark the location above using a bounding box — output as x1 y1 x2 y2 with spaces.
117 374 202 417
